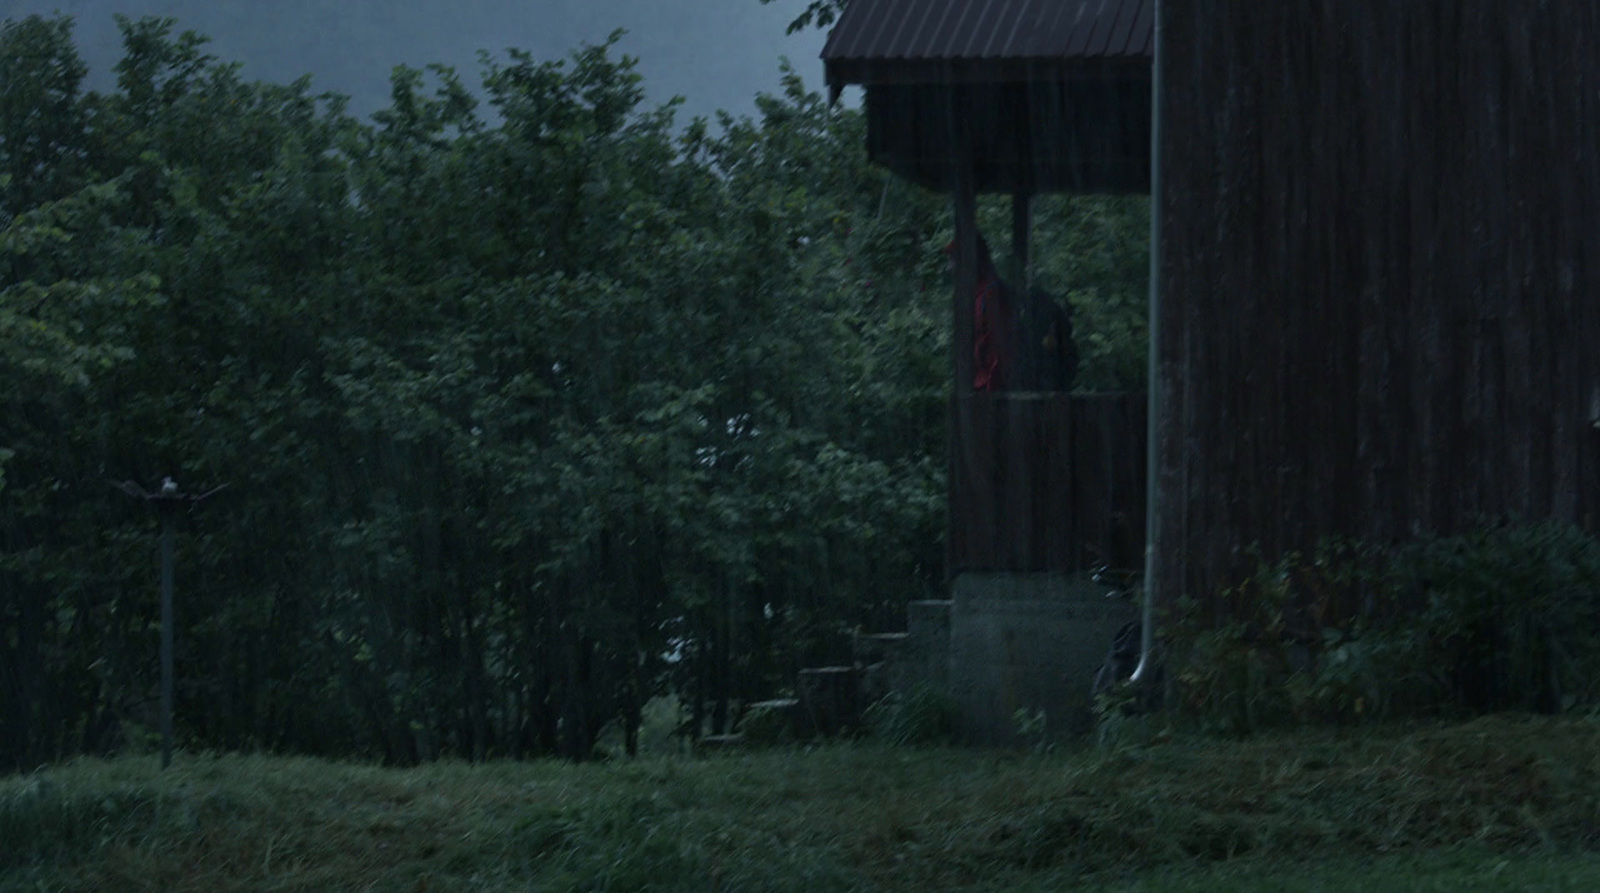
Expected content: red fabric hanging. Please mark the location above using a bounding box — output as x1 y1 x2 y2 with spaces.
945 236 1014 391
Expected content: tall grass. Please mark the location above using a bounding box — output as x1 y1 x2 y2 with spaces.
3 715 1598 892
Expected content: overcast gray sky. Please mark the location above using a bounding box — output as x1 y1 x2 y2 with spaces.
6 0 830 122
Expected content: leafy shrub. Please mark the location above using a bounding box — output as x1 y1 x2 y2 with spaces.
1167 550 1313 733
1167 523 1600 732
1385 521 1600 714
1280 625 1435 722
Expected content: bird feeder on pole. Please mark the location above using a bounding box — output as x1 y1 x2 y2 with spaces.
112 476 227 769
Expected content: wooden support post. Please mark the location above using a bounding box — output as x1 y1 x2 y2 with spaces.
1012 191 1032 291
952 163 978 393
948 121 979 579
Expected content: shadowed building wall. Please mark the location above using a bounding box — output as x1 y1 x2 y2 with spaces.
1156 1 1600 619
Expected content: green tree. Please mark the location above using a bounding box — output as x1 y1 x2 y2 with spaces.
0 10 1140 768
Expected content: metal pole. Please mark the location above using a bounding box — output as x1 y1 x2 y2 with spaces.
1132 0 1164 686
110 476 225 770
160 505 175 770
953 154 978 393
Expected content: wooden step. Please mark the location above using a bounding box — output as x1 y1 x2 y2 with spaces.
737 699 805 743
854 631 909 663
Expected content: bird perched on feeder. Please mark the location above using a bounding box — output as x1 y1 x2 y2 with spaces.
110 478 228 503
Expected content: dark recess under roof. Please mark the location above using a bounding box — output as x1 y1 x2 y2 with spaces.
822 0 1153 194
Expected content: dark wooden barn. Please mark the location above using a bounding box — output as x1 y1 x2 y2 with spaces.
828 0 1600 622
824 0 1155 581
1154 0 1600 618
824 0 1156 740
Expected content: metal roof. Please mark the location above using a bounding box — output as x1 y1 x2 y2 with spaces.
824 0 1153 86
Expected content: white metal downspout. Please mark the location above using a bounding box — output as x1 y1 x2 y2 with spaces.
1130 0 1163 685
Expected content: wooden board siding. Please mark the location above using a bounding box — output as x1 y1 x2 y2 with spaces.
863 78 1152 194
1156 1 1600 618
949 392 1146 574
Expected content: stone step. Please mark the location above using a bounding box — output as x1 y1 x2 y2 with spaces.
737 698 804 743
853 631 909 664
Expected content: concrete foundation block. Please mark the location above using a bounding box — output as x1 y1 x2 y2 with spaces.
948 572 1134 744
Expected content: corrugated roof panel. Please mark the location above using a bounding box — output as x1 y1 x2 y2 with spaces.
946 0 991 59
992 0 1036 59
1106 0 1147 57
1127 0 1155 55
1095 0 1132 56
895 0 953 58
1034 1 1077 49
1061 1 1097 57
827 0 870 58
875 0 916 58
1098 1 1130 53
823 0 1154 66
972 0 1014 59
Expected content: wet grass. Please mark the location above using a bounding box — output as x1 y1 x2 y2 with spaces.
2 714 1597 892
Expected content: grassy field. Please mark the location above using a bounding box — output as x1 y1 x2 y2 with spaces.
3 714 1598 892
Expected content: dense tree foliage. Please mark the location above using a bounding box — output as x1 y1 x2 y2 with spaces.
1 14 1147 767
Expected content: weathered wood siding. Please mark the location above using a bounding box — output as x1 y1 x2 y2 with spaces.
950 392 1146 574
1157 1 1600 615
866 78 1152 194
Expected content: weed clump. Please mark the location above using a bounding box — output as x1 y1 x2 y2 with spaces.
863 684 957 745
1165 521 1600 733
